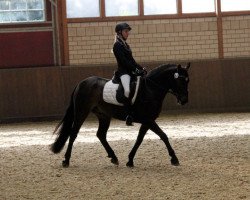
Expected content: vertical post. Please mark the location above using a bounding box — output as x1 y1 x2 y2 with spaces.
177 0 182 16
139 0 144 16
58 0 69 65
50 0 62 66
216 0 224 59
51 1 57 65
100 0 105 18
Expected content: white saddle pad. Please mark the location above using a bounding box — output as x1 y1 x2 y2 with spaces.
103 77 141 106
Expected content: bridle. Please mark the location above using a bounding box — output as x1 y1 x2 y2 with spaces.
145 70 188 96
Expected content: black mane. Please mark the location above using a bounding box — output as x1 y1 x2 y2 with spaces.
147 64 177 79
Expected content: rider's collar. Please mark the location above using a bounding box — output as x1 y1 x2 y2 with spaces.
117 34 127 43
116 35 130 49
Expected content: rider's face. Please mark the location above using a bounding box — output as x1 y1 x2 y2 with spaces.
121 29 130 40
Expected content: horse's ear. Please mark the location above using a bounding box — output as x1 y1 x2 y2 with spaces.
181 62 190 70
185 62 191 70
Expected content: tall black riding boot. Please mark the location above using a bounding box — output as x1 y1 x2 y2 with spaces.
124 99 133 126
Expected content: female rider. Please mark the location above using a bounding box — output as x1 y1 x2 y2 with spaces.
113 22 146 126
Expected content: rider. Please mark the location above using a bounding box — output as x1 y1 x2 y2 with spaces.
113 22 147 126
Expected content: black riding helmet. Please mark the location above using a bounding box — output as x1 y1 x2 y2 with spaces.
115 23 132 34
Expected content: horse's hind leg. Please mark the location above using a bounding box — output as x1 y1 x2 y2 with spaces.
63 108 90 168
96 115 119 165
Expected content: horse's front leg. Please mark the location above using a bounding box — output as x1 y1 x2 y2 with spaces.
149 121 180 166
126 124 149 167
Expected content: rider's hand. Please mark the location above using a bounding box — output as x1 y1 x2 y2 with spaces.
134 68 144 76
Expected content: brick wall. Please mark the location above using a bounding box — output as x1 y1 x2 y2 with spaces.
68 15 250 65
223 15 250 58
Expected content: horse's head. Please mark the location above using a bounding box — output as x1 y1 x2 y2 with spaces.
146 63 190 105
169 63 190 105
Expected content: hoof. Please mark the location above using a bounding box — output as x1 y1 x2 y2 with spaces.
171 158 180 166
62 160 69 168
126 161 134 168
111 158 119 165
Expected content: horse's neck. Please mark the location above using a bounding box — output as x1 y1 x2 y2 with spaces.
144 76 170 100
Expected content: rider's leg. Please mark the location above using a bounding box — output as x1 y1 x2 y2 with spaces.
120 74 130 98
120 74 133 126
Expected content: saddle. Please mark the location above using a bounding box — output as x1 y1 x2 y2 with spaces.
103 75 141 106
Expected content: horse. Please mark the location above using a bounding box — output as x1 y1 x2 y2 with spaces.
50 63 190 168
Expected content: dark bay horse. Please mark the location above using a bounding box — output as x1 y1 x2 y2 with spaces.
51 63 190 168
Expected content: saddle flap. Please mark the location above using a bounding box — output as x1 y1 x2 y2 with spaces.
103 77 141 106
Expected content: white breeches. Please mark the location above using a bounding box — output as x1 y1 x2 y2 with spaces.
120 74 131 98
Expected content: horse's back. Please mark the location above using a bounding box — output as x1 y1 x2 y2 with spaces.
78 76 109 89
75 76 109 103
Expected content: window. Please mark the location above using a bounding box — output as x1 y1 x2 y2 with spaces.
221 0 250 11
105 0 138 17
65 0 250 20
182 0 215 13
0 0 45 23
66 0 99 18
144 0 177 15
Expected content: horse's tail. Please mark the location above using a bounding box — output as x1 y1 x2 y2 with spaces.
50 87 76 154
